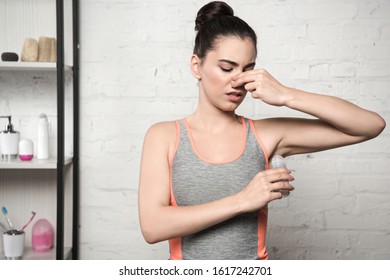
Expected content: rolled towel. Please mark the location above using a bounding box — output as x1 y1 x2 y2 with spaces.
21 38 39 62
49 38 56 62
38 37 57 62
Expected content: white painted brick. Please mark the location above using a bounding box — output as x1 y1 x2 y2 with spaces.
357 61 390 77
133 100 195 117
359 80 390 98
307 24 342 43
356 1 390 19
155 83 197 98
359 43 390 60
326 80 361 100
259 43 292 61
355 98 390 113
292 43 337 61
380 24 390 42
353 134 390 153
330 62 359 77
309 63 329 80
356 232 390 253
342 23 381 41
324 211 390 231
253 3 294 26
268 207 324 229
292 3 358 21
340 177 390 197
291 64 310 79
260 24 307 43
356 193 390 211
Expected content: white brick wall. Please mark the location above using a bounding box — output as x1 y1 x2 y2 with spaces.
79 0 390 259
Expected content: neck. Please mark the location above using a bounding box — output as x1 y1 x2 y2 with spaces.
188 95 240 132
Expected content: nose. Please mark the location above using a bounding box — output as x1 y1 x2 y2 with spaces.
231 79 242 90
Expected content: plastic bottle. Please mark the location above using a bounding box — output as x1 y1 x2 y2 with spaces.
37 114 49 159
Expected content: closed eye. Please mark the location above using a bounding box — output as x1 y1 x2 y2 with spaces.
221 67 233 72
244 66 255 72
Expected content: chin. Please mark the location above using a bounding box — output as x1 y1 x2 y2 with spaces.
221 102 242 112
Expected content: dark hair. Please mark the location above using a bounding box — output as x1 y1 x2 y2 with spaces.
194 1 257 59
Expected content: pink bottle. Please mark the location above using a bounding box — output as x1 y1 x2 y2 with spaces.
32 219 54 252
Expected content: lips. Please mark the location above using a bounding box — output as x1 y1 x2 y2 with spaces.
226 91 244 102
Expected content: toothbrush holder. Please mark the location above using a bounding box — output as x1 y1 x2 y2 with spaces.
3 230 25 260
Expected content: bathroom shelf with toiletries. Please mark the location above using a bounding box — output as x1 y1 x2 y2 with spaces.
0 247 72 260
0 62 72 71
0 157 72 169
0 0 79 260
24 246 72 260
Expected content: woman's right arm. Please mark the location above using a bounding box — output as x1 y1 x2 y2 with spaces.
138 122 294 244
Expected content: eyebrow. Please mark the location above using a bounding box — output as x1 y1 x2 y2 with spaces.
218 59 256 69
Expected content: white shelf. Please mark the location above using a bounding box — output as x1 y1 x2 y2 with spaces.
0 62 72 71
0 247 72 260
0 157 72 169
24 247 72 260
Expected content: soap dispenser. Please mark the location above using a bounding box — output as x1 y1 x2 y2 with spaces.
0 116 20 160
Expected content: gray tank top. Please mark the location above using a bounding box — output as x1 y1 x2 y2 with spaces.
169 116 269 260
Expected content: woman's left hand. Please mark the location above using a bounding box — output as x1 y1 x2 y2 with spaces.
231 69 290 107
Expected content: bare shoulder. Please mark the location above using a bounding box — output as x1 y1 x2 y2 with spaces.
146 121 177 140
143 120 178 156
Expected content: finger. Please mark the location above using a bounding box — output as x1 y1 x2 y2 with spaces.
264 168 294 182
244 81 258 92
269 183 294 202
233 68 266 81
232 72 258 88
271 181 295 192
256 168 291 181
271 173 295 184
232 68 269 85
266 167 291 174
232 69 256 81
268 191 284 201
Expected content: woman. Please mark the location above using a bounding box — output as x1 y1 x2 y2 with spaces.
138 1 385 260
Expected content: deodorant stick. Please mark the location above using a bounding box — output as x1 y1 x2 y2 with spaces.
271 155 290 197
37 114 49 159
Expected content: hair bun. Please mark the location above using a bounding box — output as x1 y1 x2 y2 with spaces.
195 1 234 31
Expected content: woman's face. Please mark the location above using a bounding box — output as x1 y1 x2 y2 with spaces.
194 36 256 112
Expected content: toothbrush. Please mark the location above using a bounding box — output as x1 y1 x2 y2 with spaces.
1 207 14 230
20 211 36 232
0 221 7 232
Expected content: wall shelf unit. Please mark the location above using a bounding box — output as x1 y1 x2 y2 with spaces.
0 0 79 260
0 157 73 169
0 62 72 71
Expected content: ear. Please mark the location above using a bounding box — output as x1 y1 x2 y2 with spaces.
190 54 202 80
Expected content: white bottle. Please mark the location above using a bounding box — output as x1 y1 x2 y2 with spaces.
37 114 49 159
